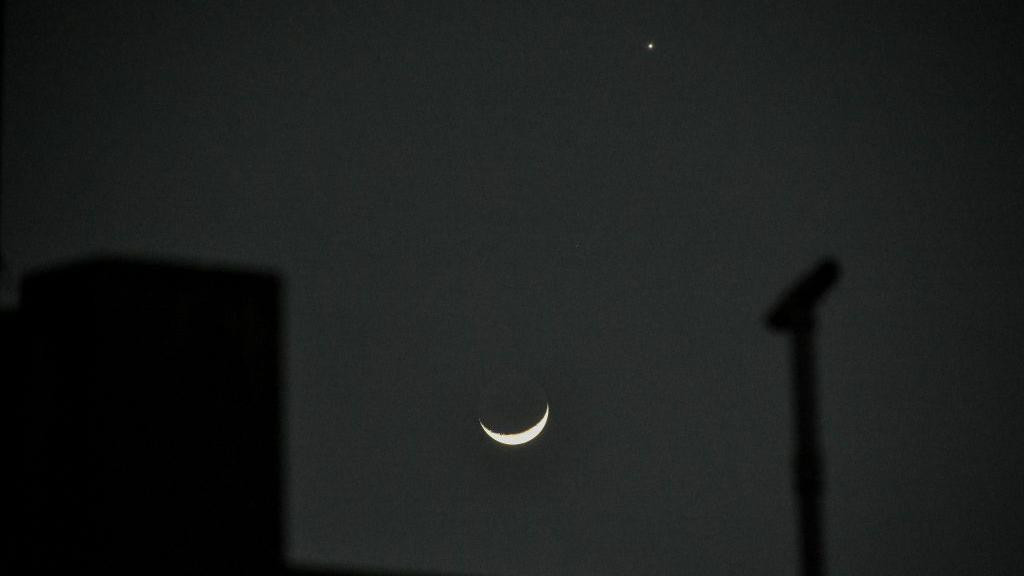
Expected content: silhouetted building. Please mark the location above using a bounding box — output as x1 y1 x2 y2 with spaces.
17 259 281 573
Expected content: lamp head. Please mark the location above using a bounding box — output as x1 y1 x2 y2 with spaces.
766 258 841 331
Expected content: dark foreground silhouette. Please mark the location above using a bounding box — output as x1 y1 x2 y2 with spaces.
14 259 281 573
766 258 841 576
10 258 487 575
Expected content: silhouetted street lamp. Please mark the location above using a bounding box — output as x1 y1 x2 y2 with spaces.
766 258 840 576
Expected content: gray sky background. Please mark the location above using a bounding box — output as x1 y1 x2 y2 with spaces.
4 1 1023 574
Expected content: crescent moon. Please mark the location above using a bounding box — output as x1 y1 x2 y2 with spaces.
479 404 549 446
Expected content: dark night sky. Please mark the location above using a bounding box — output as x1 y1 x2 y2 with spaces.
4 1 1024 574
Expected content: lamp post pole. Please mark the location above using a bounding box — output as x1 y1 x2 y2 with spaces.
766 259 840 576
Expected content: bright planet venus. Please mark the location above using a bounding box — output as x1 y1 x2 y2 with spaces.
480 403 549 446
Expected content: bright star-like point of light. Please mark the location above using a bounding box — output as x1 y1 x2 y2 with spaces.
646 42 655 51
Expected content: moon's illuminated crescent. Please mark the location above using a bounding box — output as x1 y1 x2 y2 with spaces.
479 404 549 446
